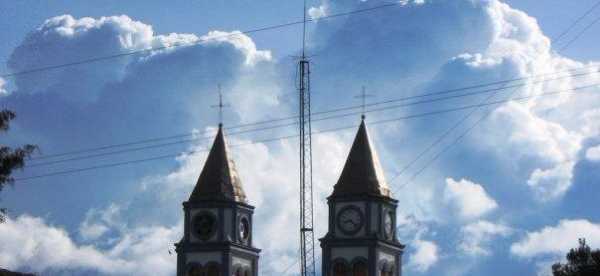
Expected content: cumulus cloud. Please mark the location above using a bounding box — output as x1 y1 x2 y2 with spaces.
0 13 279 275
308 5 328 20
511 219 600 258
8 14 271 101
0 78 7 95
407 0 600 207
585 145 600 161
487 103 581 201
527 161 575 201
408 239 439 273
79 204 123 241
443 178 498 220
200 30 271 66
580 109 600 137
467 0 600 202
458 220 512 256
0 215 179 275
9 15 152 100
491 103 581 164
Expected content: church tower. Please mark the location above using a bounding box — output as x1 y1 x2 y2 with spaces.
320 119 404 276
175 125 260 276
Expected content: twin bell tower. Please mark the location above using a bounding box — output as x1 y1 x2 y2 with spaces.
175 118 404 276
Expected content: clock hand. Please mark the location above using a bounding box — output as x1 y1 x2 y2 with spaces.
342 219 358 227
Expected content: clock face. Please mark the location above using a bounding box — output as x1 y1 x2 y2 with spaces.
192 212 217 241
239 217 250 242
337 206 364 235
384 211 393 239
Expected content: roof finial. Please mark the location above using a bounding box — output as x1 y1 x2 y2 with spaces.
211 84 230 128
354 85 373 120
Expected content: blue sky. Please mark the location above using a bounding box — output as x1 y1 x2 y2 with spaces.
1 0 600 275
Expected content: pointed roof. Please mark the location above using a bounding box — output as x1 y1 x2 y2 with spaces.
331 119 392 198
189 125 247 203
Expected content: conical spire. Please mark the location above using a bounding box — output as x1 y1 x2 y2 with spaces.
189 125 247 203
331 119 391 198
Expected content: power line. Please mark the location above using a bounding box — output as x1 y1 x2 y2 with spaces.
26 121 298 167
388 80 511 187
280 257 300 276
26 71 600 168
0 3 403 79
553 0 600 42
559 12 600 52
15 83 599 181
393 83 597 192
30 65 600 162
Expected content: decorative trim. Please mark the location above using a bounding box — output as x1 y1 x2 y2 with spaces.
184 200 255 210
328 193 399 204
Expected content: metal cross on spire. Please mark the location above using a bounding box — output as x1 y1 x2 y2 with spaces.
211 84 230 127
354 85 374 119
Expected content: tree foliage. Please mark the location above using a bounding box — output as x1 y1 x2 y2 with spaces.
552 239 600 276
0 109 36 222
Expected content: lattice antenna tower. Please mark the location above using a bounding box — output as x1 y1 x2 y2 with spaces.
298 0 316 275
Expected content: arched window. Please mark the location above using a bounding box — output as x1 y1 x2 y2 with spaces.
333 260 349 276
387 265 395 276
352 260 367 276
206 263 220 276
233 267 242 276
244 268 251 276
378 261 388 276
187 264 203 276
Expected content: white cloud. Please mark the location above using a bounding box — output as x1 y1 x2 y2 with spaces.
469 0 600 203
580 109 600 137
585 145 600 161
79 221 110 242
79 204 123 241
0 213 180 275
491 103 581 164
443 178 498 220
200 30 271 66
527 161 575 201
459 220 512 256
420 0 600 206
486 102 582 201
511 219 600 258
0 78 7 95
308 5 327 20
408 239 439 273
9 14 271 102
